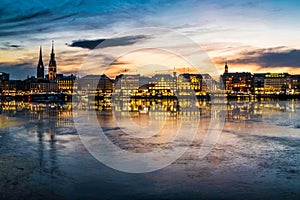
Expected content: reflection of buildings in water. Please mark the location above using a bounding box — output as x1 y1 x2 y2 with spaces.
0 101 74 128
83 100 298 123
1 100 298 128
112 97 214 113
225 102 264 122
35 115 58 183
56 109 74 127
111 98 214 122
36 120 45 176
222 100 298 125
97 110 184 154
48 126 58 180
94 100 112 111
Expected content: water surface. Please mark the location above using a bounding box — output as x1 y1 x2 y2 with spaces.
0 100 300 199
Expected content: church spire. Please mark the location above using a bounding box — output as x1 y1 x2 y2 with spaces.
51 40 54 54
37 46 44 79
48 40 57 80
224 61 228 73
39 46 42 60
49 40 56 65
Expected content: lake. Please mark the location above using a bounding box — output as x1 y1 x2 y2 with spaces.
0 100 300 199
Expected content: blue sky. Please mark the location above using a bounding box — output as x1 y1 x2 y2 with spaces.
1 0 300 79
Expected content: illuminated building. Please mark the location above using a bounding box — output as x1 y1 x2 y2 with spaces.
253 73 265 94
30 81 58 93
97 74 114 94
114 74 140 97
29 42 59 93
177 73 202 96
0 72 9 93
149 74 176 96
220 63 253 94
253 73 289 94
288 75 300 94
48 41 57 80
113 74 140 111
264 73 289 94
56 74 77 93
95 74 114 110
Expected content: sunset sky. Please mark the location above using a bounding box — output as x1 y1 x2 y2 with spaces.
1 0 300 79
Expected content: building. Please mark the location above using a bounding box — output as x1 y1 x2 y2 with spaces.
112 74 140 111
7 80 23 95
0 72 10 93
96 74 114 94
48 41 57 80
289 75 300 94
56 74 77 93
0 72 9 82
77 74 113 108
30 80 57 93
220 63 253 94
254 73 293 95
114 74 140 98
253 73 289 94
149 74 176 96
264 73 289 94
202 73 216 92
253 73 265 94
37 46 44 80
78 75 103 91
95 74 114 110
177 73 202 96
30 42 60 93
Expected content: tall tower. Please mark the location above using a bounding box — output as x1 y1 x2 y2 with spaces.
224 62 228 73
37 46 44 80
48 41 57 80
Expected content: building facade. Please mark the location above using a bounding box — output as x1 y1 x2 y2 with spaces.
253 73 289 94
56 74 77 93
177 73 202 96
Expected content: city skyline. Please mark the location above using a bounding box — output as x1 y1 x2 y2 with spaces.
1 1 300 79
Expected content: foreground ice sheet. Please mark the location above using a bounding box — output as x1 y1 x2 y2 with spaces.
0 100 299 199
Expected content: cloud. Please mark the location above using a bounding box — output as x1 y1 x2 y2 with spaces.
67 35 148 49
0 62 35 79
215 47 300 69
0 42 23 50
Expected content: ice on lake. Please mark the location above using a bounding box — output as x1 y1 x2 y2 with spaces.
0 100 300 199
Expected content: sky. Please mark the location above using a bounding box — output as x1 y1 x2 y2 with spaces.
1 0 300 79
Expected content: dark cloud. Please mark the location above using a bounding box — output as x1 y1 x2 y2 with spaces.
67 35 148 49
0 42 23 50
67 39 105 49
219 47 300 69
0 62 35 79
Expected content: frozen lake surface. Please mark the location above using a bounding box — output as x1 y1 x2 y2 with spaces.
0 100 300 199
